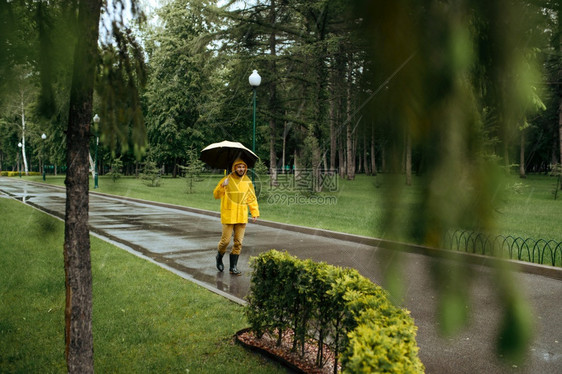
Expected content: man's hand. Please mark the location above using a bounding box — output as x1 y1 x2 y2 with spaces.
222 178 229 187
252 216 258 223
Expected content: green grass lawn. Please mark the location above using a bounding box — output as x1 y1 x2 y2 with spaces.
0 198 288 373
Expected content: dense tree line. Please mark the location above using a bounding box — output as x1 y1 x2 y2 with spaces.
2 1 560 183
136 0 561 185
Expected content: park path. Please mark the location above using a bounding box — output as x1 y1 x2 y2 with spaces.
1 177 561 374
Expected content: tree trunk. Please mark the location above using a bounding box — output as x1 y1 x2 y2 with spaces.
329 82 337 171
64 0 102 372
559 0 562 166
338 143 345 178
559 98 562 165
346 121 353 179
381 144 387 172
352 124 358 177
345 66 354 180
282 118 288 173
357 148 362 173
519 127 526 178
88 152 95 180
371 122 377 176
20 95 29 175
363 133 369 175
268 0 278 186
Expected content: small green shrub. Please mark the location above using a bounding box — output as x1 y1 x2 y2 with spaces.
246 250 424 373
139 161 161 187
2 171 41 177
342 300 424 373
178 147 205 194
108 157 123 182
508 182 527 194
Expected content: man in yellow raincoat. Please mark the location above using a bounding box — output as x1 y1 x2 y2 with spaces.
213 159 259 275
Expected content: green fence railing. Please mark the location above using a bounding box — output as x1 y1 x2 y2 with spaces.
444 231 562 267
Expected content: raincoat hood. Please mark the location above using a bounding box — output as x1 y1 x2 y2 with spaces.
231 159 248 175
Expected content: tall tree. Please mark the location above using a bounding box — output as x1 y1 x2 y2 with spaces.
144 0 218 174
267 0 279 184
555 1 562 164
0 65 39 175
0 1 147 371
65 0 147 369
64 0 102 370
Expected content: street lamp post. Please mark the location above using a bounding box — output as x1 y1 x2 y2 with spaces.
249 70 261 185
248 70 261 155
93 114 100 189
41 133 47 181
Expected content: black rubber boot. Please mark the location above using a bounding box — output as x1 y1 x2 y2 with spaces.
229 254 241 275
216 251 224 272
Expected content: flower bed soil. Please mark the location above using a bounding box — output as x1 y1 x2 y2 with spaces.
235 328 341 374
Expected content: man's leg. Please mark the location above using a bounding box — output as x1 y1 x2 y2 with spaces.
216 224 234 272
229 223 247 275
231 223 247 255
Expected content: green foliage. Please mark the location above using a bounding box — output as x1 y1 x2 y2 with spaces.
178 147 205 194
246 250 423 373
252 160 269 200
507 182 528 195
343 309 424 374
107 157 123 182
95 36 148 158
142 0 218 169
139 160 161 187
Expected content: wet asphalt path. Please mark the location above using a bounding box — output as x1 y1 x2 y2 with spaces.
1 177 561 374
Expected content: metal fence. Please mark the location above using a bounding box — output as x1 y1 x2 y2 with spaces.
443 231 562 267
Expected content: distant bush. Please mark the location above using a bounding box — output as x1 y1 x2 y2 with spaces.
2 171 41 177
108 157 123 182
245 250 424 373
139 161 161 187
178 147 205 194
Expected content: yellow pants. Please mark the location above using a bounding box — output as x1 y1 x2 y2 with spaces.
218 223 247 255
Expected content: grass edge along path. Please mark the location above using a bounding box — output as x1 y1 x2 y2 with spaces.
0 197 288 373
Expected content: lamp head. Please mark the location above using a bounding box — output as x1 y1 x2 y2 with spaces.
249 70 261 87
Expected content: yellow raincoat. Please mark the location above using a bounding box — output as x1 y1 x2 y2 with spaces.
213 159 260 224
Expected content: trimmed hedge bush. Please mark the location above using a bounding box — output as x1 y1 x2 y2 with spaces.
245 250 424 373
1 171 41 177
